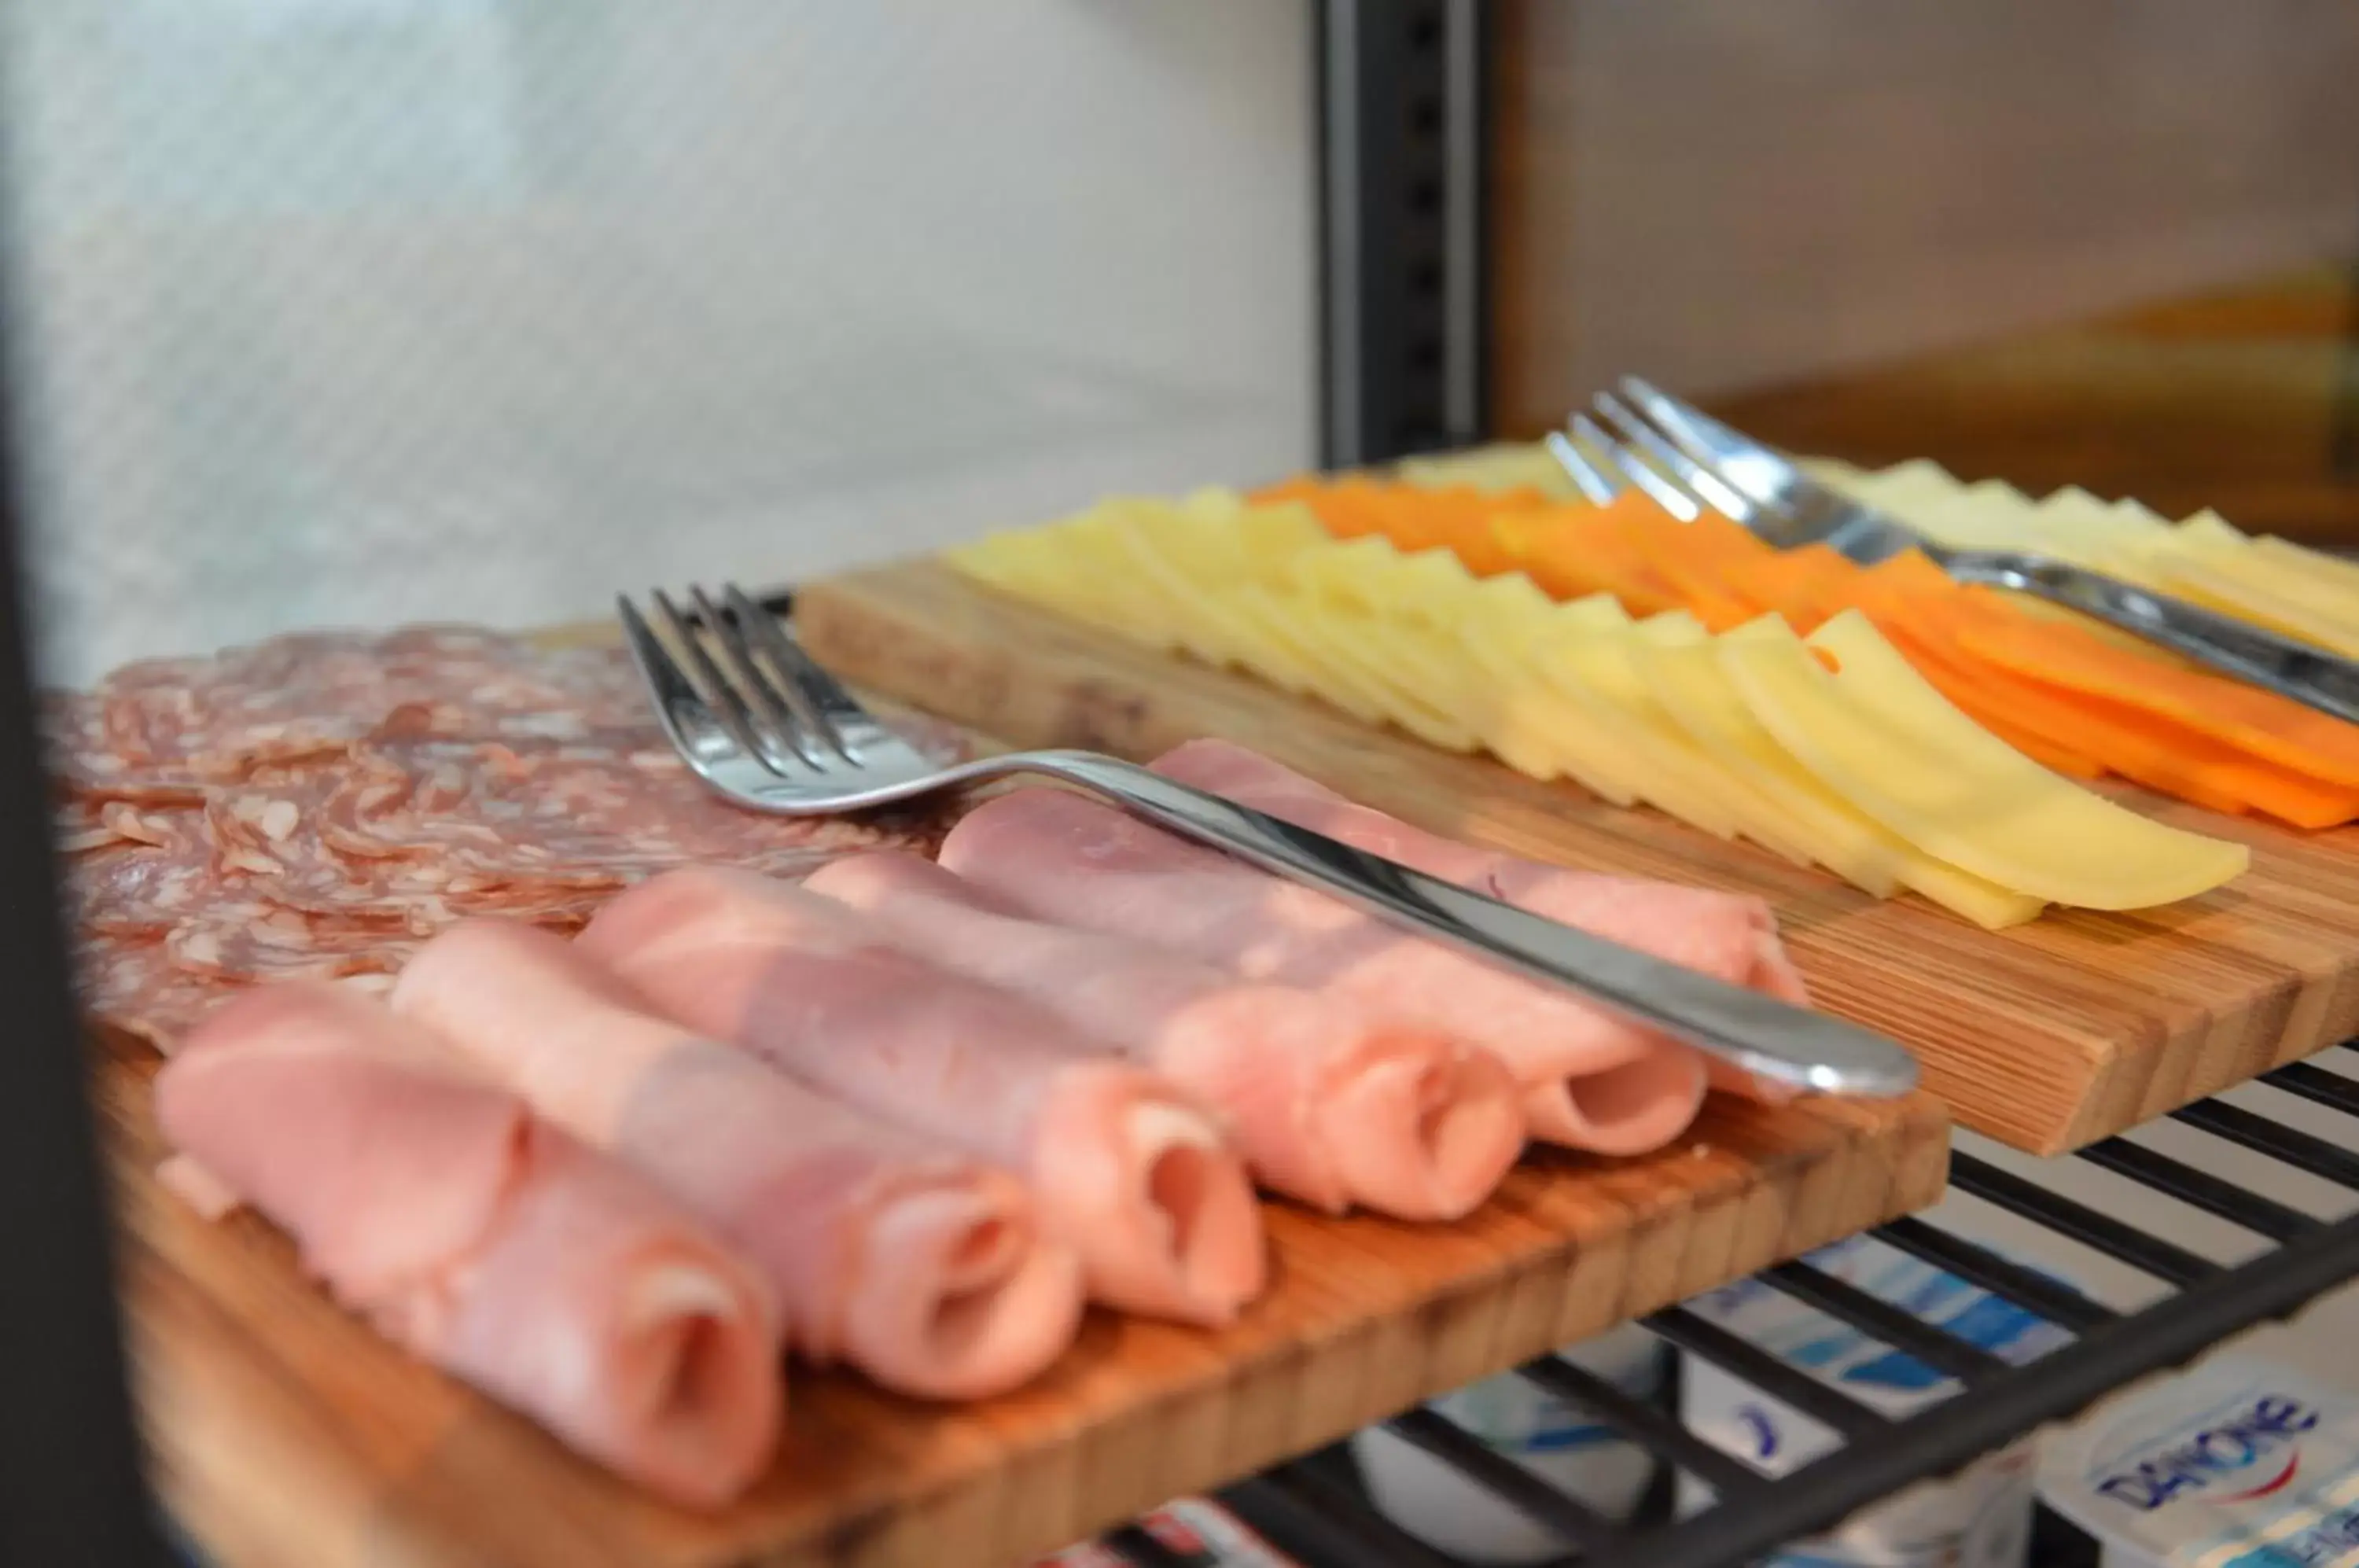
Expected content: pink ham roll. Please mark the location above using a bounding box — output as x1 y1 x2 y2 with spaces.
391 919 1084 1400
804 851 1524 1220
576 867 1267 1326
153 981 778 1509
939 787 1710 1156
1151 738 1811 1102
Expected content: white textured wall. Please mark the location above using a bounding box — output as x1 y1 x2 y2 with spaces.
3 1 1316 684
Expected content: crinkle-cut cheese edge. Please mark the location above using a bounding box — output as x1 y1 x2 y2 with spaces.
1722 617 2247 910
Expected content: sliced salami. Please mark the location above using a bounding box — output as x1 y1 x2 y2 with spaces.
42 690 207 806
333 721 941 881
77 933 237 1051
164 901 421 985
68 839 221 936
59 620 966 1043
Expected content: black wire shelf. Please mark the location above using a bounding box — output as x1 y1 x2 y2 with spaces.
1071 1046 2359 1568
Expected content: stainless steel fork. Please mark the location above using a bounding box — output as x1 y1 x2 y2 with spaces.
1570 379 2359 727
615 583 1919 1097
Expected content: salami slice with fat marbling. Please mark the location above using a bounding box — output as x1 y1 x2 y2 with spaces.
57 622 968 1047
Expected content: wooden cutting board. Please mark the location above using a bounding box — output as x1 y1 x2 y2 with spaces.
116 1029 1943 1568
111 630 1945 1567
795 559 2359 1156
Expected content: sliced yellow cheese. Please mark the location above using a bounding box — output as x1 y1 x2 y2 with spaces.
1064 507 1508 757
1225 584 1393 727
2151 561 2359 657
1394 440 1584 499
2254 533 2359 598
1816 457 1962 515
1455 587 1670 804
947 524 1084 599
1449 615 1643 803
1821 463 2359 651
1290 532 1623 658
1632 614 1905 893
1287 535 1485 625
949 523 1169 645
1112 523 1316 688
1529 624 1753 841
1064 512 1203 650
2136 515 2359 657
1291 607 1485 753
1089 496 1314 668
958 486 2216 926
1615 615 1831 867
1466 568 1567 629
1450 676 1584 784
1881 841 2048 929
1123 495 1324 598
1720 612 2247 909
1124 499 1341 677
1562 593 1636 632
1631 617 2042 925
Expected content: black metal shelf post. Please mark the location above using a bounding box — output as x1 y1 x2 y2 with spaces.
0 106 167 1568
1316 0 1489 469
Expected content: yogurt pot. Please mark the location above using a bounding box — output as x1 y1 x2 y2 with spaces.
1352 1321 1669 1562
1676 1233 2074 1568
2038 1356 2359 1568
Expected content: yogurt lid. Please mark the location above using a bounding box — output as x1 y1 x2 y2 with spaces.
2038 1357 2359 1568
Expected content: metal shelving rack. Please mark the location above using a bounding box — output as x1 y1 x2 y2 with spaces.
1069 1051 2359 1567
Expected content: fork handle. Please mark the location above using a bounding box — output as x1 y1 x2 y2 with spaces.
1017 752 1919 1098
1941 550 2359 727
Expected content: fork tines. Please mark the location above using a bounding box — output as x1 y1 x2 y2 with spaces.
617 583 859 775
1548 377 1798 524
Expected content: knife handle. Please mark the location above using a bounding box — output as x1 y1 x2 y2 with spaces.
1005 750 1920 1098
1944 550 2359 728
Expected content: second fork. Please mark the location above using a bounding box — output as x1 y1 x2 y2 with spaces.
1566 381 2359 728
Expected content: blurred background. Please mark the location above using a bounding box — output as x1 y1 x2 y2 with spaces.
5 0 2355 681
1492 1 2359 537
4 0 1316 682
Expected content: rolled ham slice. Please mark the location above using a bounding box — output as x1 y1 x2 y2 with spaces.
938 787 1710 1156
153 981 778 1509
1150 738 1811 1102
391 919 1084 1400
576 867 1268 1325
804 851 1524 1220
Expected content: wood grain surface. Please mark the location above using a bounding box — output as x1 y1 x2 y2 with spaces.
118 1014 1942 1568
794 560 2359 1157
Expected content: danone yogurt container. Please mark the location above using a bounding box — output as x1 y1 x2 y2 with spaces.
1352 1321 1669 1562
2039 1356 2359 1568
1677 1233 2075 1568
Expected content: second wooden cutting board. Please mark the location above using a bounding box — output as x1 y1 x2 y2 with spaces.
796 559 2359 1156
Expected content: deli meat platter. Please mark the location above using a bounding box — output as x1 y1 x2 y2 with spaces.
72 617 1945 1568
